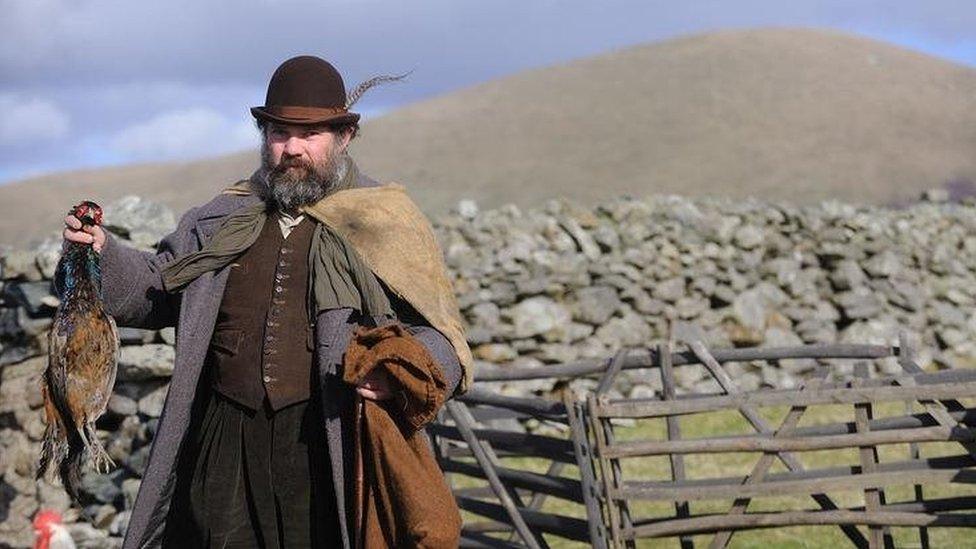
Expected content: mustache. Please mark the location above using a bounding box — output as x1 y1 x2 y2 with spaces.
272 156 313 175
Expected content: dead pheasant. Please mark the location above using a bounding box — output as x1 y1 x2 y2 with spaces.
37 201 119 501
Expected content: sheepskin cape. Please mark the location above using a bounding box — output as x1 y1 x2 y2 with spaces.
222 180 474 394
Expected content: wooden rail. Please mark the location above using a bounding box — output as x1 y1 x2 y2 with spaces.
584 333 976 548
430 333 976 547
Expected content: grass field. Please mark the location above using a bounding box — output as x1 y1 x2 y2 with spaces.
452 399 976 548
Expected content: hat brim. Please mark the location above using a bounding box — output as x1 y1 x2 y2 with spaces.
250 106 360 126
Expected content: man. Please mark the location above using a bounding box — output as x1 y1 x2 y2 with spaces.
63 56 472 548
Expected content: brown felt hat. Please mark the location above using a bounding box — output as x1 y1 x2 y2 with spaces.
251 56 360 126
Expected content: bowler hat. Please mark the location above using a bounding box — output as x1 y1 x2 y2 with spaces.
251 56 360 126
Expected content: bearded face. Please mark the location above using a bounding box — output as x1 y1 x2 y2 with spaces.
253 126 347 212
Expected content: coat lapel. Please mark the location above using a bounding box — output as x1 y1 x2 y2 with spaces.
129 196 259 547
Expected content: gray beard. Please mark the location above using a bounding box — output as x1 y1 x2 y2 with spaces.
253 142 345 212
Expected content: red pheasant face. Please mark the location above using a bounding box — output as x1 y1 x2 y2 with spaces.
70 201 103 227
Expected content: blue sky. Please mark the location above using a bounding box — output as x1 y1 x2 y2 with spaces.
1 0 973 184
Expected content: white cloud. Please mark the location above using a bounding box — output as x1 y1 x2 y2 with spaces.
0 93 70 145
110 107 258 161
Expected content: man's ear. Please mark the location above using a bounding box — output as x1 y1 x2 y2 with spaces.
338 129 352 151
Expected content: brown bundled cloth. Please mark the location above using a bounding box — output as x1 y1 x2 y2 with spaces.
342 323 462 548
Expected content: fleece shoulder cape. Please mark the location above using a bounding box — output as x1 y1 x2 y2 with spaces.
222 181 474 394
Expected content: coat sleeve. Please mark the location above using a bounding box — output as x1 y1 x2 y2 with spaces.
385 298 462 399
98 206 200 330
404 323 462 399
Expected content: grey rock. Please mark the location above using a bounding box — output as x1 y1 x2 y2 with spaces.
81 470 121 504
510 297 571 339
67 520 115 548
691 276 717 296
674 364 705 390
0 343 35 367
880 279 924 312
126 446 152 477
488 281 517 306
456 199 479 219
711 285 736 306
592 223 621 252
652 277 685 303
103 195 177 247
0 307 22 339
469 301 501 326
863 250 901 278
733 224 764 249
118 327 156 345
594 312 652 348
840 319 900 346
675 296 708 319
137 384 169 417
536 343 579 364
671 321 708 345
937 327 968 349
558 217 600 260
764 258 801 287
107 393 138 416
944 287 973 307
118 344 175 380
763 327 816 373
573 286 621 325
92 503 117 529
4 280 55 316
921 188 950 203
834 287 884 320
1 250 43 281
110 509 132 536
931 300 968 328
159 327 176 345
732 288 768 331
465 326 494 345
34 238 63 279
17 306 54 336
564 322 594 343
473 343 517 363
622 287 664 315
514 276 549 297
121 478 141 510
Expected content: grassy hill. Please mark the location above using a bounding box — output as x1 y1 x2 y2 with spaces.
3 27 975 248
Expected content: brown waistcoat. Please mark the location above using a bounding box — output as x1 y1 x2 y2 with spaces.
207 215 317 411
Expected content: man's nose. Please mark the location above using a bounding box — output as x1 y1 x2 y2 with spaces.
283 135 304 156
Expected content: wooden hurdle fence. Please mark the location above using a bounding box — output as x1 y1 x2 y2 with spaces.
430 333 976 548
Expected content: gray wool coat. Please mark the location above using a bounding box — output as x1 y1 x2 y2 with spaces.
100 171 462 549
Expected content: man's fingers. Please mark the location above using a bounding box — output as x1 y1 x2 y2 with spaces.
63 228 94 244
64 216 82 230
357 387 380 400
356 370 394 400
357 386 392 401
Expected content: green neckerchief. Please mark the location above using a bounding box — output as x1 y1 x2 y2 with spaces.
160 155 393 320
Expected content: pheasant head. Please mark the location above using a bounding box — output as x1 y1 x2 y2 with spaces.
68 201 103 228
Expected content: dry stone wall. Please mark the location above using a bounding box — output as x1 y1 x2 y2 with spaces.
2 189 975 546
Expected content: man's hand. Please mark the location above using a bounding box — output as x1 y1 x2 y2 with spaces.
63 215 106 253
357 368 394 401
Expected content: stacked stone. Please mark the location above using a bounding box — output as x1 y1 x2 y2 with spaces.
2 189 976 545
441 192 976 397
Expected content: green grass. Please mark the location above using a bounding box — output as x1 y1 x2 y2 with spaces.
450 400 976 548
